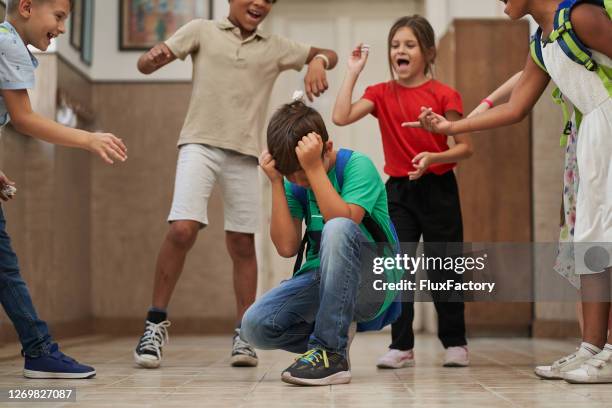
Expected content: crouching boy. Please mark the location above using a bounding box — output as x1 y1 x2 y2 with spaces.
241 100 399 386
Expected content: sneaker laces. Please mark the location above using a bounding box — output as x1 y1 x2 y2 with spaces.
139 320 171 357
233 333 256 356
297 349 329 368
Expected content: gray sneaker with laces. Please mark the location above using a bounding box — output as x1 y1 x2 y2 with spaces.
231 328 258 367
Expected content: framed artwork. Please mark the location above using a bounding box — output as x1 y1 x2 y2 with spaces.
80 0 94 65
119 0 209 51
70 0 83 50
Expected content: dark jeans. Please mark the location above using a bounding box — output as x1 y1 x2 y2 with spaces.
0 206 52 357
386 172 467 350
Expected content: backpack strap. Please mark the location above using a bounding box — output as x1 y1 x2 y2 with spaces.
530 28 548 73
546 0 612 95
290 183 310 274
335 148 353 189
538 0 611 144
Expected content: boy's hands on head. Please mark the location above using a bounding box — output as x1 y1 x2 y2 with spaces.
87 133 128 164
259 150 283 184
348 43 369 75
0 171 16 201
402 107 456 135
295 132 324 173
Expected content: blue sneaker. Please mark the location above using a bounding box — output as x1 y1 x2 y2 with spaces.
23 344 96 379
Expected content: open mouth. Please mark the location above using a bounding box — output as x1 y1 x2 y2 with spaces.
396 58 410 67
246 9 263 21
47 32 56 41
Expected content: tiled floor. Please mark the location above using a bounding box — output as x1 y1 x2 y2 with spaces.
0 333 610 407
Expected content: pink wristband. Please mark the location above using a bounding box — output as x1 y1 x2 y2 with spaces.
481 98 494 108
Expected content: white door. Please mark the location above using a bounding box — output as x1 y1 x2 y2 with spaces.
257 0 424 292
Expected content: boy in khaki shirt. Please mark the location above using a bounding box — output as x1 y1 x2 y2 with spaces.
134 0 337 369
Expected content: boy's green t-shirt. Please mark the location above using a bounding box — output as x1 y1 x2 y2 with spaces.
285 151 398 276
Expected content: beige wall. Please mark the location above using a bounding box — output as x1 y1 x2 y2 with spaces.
88 82 238 334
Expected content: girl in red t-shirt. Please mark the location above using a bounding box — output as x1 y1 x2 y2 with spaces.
333 15 473 369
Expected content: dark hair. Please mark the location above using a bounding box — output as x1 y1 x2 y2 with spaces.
6 0 74 15
267 101 329 175
387 15 437 79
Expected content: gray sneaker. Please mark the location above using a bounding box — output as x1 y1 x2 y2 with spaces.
231 328 258 367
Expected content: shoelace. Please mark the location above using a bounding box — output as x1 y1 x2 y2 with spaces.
297 349 329 368
139 321 171 357
233 335 255 357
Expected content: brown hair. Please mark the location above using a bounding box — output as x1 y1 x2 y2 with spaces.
387 15 437 79
6 0 74 15
267 101 329 175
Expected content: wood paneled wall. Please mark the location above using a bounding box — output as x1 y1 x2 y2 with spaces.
437 19 533 336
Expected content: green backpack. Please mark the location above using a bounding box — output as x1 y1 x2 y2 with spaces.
530 0 612 146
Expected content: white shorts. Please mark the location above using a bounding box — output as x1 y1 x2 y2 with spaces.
168 144 260 233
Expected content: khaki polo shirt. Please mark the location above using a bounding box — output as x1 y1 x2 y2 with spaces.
165 19 311 158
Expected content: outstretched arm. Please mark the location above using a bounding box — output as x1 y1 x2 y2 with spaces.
404 55 550 135
468 71 523 118
408 111 473 180
333 44 375 126
2 89 127 164
303 47 339 101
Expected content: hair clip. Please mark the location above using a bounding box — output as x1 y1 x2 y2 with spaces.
292 90 306 103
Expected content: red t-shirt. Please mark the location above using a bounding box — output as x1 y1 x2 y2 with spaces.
362 79 463 177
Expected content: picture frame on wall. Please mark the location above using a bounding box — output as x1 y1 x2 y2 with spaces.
70 0 83 51
80 0 94 65
119 0 209 51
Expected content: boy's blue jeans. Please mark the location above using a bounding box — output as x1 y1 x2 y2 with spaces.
242 218 367 358
0 206 52 357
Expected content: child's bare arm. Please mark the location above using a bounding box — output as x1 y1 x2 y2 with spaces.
303 47 338 101
333 44 374 126
137 43 177 75
260 151 302 257
404 55 550 135
296 134 366 224
408 111 473 180
572 3 612 58
468 71 522 117
2 89 127 164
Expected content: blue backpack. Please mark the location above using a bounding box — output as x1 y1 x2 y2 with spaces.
288 149 402 332
530 0 612 146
